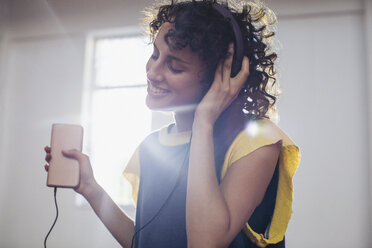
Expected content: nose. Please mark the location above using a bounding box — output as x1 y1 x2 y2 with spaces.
146 56 165 83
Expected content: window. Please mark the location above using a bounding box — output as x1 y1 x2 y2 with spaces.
80 32 155 216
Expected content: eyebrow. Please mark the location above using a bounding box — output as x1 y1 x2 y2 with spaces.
153 43 191 65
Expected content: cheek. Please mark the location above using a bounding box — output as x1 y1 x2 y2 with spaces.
180 81 205 102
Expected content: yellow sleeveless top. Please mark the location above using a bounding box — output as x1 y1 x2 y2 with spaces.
123 119 300 247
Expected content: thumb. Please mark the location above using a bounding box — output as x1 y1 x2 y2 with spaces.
62 149 84 162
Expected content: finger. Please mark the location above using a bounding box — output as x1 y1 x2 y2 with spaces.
44 146 51 153
45 153 51 163
222 43 234 84
44 164 49 172
233 56 250 88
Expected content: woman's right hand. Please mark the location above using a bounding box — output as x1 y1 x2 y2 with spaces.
45 147 135 247
44 146 98 197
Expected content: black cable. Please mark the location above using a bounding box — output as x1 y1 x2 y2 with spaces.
44 187 59 248
130 135 192 248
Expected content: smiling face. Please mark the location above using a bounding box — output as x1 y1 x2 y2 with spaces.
145 23 206 112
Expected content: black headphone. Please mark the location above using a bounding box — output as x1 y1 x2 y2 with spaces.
212 3 244 77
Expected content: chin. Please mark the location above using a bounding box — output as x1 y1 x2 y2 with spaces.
145 95 170 112
146 95 198 113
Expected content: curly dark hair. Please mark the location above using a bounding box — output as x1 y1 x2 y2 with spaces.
143 0 279 121
143 0 280 178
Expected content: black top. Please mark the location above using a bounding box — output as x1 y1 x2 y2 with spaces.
133 131 284 248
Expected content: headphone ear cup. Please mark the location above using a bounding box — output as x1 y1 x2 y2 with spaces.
212 3 244 78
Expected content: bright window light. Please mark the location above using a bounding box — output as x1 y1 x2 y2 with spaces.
81 34 153 214
95 36 150 87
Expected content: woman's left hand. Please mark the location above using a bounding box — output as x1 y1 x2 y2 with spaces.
195 43 250 126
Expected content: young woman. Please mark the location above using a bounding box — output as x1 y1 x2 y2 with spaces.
45 1 300 247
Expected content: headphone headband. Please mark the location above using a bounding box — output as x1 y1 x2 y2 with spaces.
212 3 244 76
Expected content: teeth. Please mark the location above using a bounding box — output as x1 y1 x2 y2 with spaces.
149 82 169 93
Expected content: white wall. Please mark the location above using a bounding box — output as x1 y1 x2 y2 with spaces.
277 7 370 248
0 0 370 247
0 0 10 236
365 0 372 233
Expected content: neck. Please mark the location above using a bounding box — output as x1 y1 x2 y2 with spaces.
172 110 195 133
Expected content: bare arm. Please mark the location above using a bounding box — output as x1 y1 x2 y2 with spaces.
45 147 134 247
187 122 280 247
186 44 280 247
81 181 135 248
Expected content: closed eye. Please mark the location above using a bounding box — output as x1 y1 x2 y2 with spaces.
167 60 184 73
151 42 186 73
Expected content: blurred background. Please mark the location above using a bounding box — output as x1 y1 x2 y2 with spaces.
0 0 371 247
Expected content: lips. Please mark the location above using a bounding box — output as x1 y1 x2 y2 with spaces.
147 81 170 96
